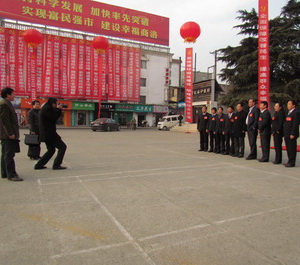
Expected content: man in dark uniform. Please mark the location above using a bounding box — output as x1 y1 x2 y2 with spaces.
27 100 41 160
215 107 226 154
34 98 67 170
197 106 211 151
246 98 260 160
258 101 272 162
0 87 23 181
224 106 235 155
233 103 247 158
271 103 285 164
208 107 217 152
283 100 299 167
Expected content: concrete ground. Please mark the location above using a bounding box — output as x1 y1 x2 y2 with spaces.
1 128 299 265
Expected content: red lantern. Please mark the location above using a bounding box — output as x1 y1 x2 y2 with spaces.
92 36 109 54
23 29 43 48
180 22 201 43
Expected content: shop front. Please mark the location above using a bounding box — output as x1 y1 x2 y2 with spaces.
21 98 72 127
100 103 115 119
71 102 95 127
133 105 153 127
114 104 134 126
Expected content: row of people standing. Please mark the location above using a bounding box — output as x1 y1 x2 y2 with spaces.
197 99 299 167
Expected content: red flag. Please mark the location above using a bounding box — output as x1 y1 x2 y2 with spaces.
185 48 193 123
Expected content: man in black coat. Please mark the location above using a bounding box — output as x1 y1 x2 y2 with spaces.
258 101 272 162
197 106 211 151
208 107 217 152
215 107 226 154
224 106 235 155
233 103 247 158
34 98 67 170
283 100 299 167
0 87 23 181
246 98 260 160
271 103 285 164
27 100 41 160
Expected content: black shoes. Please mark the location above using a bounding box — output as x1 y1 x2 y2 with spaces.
273 161 281 165
8 176 23 181
246 156 256 160
34 166 47 170
284 163 295 168
52 166 67 170
258 159 269 162
198 149 204 152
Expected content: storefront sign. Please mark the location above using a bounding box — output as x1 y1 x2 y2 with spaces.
116 104 134 112
193 80 211 102
101 103 115 110
0 0 169 46
134 105 153 113
258 0 270 106
185 48 193 123
153 105 168 113
72 102 95 110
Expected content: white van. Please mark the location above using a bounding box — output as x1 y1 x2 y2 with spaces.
157 115 182 130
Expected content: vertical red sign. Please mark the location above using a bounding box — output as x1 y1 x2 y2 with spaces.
101 52 107 98
78 40 85 98
43 35 53 96
36 43 43 96
185 48 193 123
114 46 121 100
16 30 26 96
258 0 270 106
107 45 115 100
53 36 60 97
29 48 37 100
69 39 78 98
60 38 69 98
85 40 92 99
92 49 99 100
7 30 17 90
121 46 128 101
133 48 141 102
0 28 6 89
127 47 134 101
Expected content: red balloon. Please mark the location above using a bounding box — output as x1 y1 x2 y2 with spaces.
92 36 109 54
180 22 201 43
23 29 43 48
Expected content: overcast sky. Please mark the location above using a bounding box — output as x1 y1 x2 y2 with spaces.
99 0 287 79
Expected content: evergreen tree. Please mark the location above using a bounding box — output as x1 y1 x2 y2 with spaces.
218 0 300 106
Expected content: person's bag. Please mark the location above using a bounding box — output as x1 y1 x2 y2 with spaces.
24 134 39 145
14 139 20 153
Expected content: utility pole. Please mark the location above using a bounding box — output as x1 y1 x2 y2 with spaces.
209 50 218 103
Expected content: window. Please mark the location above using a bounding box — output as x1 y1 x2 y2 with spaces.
171 117 177 121
141 78 147 87
140 96 146 104
141 60 147 69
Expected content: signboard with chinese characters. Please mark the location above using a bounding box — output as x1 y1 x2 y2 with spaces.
193 81 211 102
258 0 270 106
185 48 193 123
0 0 169 46
115 104 134 112
134 105 153 113
72 102 95 110
153 105 168 113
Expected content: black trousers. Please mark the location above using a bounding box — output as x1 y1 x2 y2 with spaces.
284 137 297 166
225 133 235 154
1 139 17 178
215 132 225 153
209 131 215 151
199 130 209 150
247 129 258 158
234 137 245 156
35 138 67 168
273 133 283 163
260 132 271 161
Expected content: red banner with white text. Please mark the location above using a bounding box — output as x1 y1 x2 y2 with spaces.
185 48 193 123
258 0 270 106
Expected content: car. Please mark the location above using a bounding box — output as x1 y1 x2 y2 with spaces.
91 118 120 132
157 115 182 130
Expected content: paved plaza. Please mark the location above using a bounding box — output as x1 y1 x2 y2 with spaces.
1 129 300 265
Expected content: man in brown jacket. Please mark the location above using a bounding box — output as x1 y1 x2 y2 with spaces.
0 87 23 181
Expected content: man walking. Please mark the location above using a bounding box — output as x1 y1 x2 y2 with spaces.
283 100 299 167
34 98 67 170
197 106 211 151
28 100 41 160
258 101 272 162
233 103 247 158
0 87 23 181
246 99 260 160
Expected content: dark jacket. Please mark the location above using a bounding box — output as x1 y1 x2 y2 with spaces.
28 109 40 134
246 105 260 131
258 109 272 135
233 110 247 138
197 113 211 131
208 114 217 132
0 99 20 140
216 113 226 133
283 109 300 139
271 110 285 136
39 103 62 142
224 113 236 134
